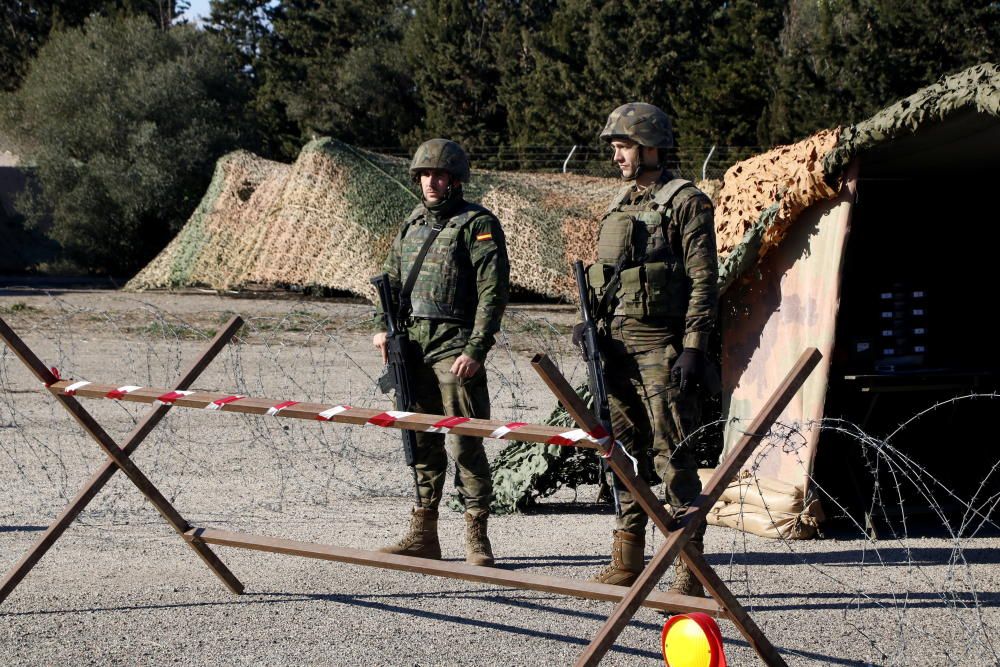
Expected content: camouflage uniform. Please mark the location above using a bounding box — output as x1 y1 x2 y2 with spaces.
380 196 510 511
587 104 718 591
594 179 718 532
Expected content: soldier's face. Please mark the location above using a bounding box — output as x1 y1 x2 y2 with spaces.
611 140 657 179
610 140 642 178
419 169 452 203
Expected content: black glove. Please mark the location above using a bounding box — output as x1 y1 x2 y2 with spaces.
572 322 586 348
671 347 705 394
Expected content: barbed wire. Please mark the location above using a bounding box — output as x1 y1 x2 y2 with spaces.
359 144 762 180
1 295 999 664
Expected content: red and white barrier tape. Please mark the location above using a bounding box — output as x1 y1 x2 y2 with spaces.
425 416 471 433
488 422 527 439
44 367 62 388
154 390 194 406
205 395 245 411
545 428 599 446
266 400 299 416
316 405 352 421
599 438 639 476
46 380 619 457
543 425 639 476
368 411 414 427
106 385 142 400
63 381 92 396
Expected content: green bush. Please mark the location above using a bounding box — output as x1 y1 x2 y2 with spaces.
1 15 250 275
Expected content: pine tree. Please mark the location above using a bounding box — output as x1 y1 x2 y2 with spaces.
498 0 591 147
498 0 714 164
402 0 507 153
254 0 417 158
762 0 1000 145
205 0 272 79
673 0 783 153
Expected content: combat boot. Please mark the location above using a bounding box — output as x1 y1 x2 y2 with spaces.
378 507 441 559
590 530 644 586
668 542 705 597
465 509 495 566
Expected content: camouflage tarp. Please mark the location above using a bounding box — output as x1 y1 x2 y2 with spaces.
719 168 857 539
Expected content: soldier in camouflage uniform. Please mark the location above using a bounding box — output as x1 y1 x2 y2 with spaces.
373 138 510 566
584 103 718 596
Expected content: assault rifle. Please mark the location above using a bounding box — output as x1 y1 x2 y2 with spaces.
371 273 420 504
572 260 621 516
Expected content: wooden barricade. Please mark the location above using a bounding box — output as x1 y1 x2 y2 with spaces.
0 315 820 665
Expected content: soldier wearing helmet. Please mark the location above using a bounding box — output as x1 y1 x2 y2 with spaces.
583 103 718 596
373 138 510 567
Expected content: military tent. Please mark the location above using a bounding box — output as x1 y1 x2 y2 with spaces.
714 62 1000 538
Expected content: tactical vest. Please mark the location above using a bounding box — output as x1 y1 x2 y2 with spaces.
399 201 490 323
588 178 694 319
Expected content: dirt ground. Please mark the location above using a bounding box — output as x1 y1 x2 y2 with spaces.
1 288 999 666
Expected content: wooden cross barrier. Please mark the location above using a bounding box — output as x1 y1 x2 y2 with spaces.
0 315 820 665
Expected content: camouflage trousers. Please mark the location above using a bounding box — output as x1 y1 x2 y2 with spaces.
603 317 704 538
408 355 492 512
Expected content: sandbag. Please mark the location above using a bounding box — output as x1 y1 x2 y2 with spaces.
699 468 825 539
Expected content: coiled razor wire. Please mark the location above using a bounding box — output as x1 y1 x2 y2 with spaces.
0 294 578 523
1 294 1000 665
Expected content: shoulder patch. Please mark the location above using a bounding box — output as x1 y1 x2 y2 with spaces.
476 232 493 241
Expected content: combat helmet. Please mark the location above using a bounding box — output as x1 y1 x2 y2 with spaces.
409 138 471 183
600 103 674 149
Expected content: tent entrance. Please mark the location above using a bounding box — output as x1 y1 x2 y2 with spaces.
819 166 1000 533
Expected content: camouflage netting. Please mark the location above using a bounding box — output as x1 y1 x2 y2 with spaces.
448 388 604 515
823 62 1000 181
127 138 620 300
714 129 841 294
128 136 762 301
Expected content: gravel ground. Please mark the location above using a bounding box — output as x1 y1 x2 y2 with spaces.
1 289 998 666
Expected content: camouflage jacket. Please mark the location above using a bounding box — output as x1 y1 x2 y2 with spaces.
380 196 510 363
597 173 718 352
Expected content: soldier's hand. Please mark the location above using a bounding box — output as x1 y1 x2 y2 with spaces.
670 348 705 394
450 354 481 379
571 322 586 348
372 332 388 364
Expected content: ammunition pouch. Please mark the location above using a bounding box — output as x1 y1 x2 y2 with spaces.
588 256 686 320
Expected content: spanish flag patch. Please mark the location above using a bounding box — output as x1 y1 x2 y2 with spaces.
476 232 493 241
